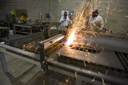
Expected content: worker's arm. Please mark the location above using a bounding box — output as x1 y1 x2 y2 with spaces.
99 16 104 30
60 16 64 22
67 16 71 22
67 16 72 24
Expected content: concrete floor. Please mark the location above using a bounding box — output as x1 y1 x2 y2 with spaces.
0 48 40 85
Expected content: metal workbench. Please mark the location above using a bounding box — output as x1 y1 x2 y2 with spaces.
0 34 128 85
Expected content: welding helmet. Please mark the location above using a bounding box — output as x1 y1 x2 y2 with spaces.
64 11 68 19
64 12 67 16
92 9 98 18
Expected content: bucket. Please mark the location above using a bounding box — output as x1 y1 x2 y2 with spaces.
9 30 14 35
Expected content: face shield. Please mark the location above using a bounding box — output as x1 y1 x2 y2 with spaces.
92 12 98 18
64 12 67 17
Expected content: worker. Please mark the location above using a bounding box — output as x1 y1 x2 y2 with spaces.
20 13 26 23
89 9 104 31
59 11 71 34
10 10 16 23
44 13 50 23
60 11 70 28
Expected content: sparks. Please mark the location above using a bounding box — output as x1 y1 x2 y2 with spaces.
66 1 93 46
66 28 77 46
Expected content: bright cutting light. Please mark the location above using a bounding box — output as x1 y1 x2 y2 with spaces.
66 28 77 46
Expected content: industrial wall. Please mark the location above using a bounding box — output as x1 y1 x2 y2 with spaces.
0 0 85 21
96 0 128 34
0 0 128 34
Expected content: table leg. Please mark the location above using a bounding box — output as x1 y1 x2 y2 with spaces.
0 52 8 73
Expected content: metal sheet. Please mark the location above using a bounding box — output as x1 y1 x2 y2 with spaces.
74 35 128 53
57 45 124 70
